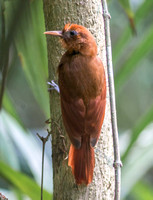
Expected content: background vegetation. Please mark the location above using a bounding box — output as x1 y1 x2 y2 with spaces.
0 0 153 199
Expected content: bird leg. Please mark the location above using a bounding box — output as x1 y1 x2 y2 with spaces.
47 80 60 93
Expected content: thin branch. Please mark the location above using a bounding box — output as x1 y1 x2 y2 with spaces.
101 0 122 200
37 130 51 200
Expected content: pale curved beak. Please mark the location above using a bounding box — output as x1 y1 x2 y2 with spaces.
44 31 63 37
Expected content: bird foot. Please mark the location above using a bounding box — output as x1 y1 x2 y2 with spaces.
47 80 60 93
64 155 68 160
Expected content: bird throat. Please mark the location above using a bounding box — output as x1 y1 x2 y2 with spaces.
71 50 80 55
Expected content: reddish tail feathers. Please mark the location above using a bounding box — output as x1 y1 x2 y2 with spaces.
68 136 95 185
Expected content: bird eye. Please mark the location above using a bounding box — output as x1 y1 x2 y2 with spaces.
70 30 77 36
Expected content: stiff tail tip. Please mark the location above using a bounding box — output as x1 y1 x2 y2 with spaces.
68 140 95 185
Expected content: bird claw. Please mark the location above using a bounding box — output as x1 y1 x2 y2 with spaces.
64 155 68 160
47 80 60 93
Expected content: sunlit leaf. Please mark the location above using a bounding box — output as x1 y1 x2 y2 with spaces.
122 104 153 162
0 110 53 193
0 161 52 200
122 123 153 198
0 112 20 170
131 181 153 200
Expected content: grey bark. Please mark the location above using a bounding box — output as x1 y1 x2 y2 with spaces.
43 0 115 199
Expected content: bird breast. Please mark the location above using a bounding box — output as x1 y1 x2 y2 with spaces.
58 53 105 104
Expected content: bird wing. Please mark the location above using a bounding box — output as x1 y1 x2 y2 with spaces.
86 86 106 147
60 81 106 149
61 97 85 149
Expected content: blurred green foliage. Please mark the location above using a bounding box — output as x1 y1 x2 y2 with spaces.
0 162 51 200
0 0 153 199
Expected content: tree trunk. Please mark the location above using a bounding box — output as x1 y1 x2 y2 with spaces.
43 0 115 199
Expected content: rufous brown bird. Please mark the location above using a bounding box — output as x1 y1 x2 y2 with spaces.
45 24 106 185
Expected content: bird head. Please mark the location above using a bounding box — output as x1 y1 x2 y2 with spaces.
44 23 97 56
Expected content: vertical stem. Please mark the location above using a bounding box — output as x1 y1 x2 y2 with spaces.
101 0 122 199
41 142 45 200
37 132 50 200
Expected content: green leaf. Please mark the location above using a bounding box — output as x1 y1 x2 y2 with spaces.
122 125 153 198
2 90 23 127
0 110 53 192
13 0 49 117
122 103 153 162
118 0 135 33
115 25 153 93
118 0 133 18
0 116 20 170
0 161 52 200
131 181 153 200
113 1 153 65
